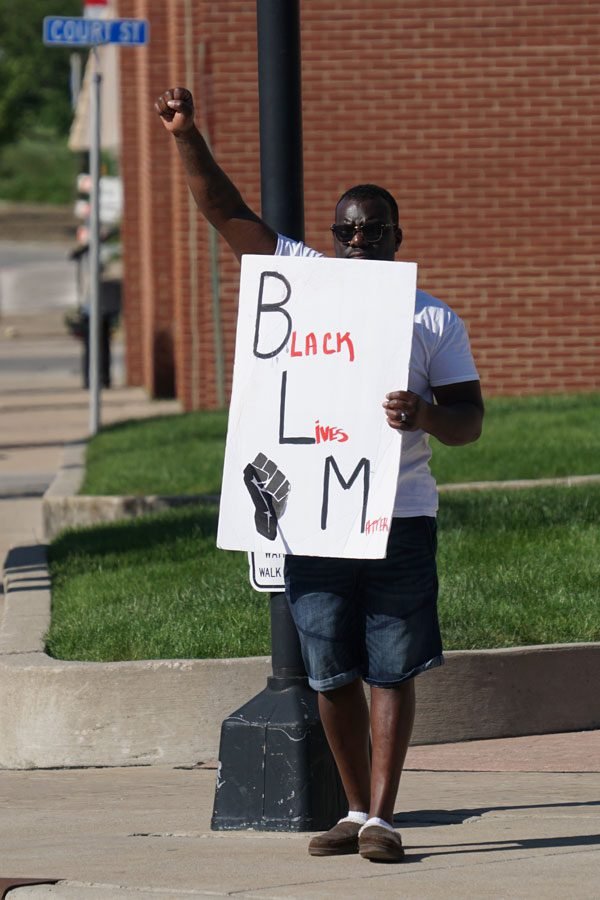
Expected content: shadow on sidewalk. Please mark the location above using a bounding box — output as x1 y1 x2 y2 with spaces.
395 797 600 828
0 489 48 499
3 544 48 574
403 831 600 863
0 879 58 899
0 439 71 451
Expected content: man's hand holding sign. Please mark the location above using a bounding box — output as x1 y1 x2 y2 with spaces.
157 87 483 863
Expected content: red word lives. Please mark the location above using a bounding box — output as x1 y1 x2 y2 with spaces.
365 517 390 534
314 420 349 444
290 330 355 362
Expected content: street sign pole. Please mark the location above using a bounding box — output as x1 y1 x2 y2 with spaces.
43 14 149 435
88 52 102 435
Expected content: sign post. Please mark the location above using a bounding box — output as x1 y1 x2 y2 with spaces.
43 15 149 434
88 60 101 434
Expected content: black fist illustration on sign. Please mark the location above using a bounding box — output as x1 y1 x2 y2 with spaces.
243 453 291 541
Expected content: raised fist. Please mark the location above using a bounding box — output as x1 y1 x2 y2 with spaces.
243 453 291 541
154 87 195 137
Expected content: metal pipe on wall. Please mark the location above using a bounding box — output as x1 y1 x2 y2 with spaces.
183 0 201 408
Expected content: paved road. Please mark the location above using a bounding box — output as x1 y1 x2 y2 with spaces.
0 240 77 318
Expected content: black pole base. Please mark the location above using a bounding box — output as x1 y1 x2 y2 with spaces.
211 676 346 831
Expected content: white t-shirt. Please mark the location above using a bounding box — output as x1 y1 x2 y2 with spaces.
275 234 479 517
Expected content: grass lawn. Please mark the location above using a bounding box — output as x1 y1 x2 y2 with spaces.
80 411 227 496
437 485 600 649
46 485 600 662
432 392 600 484
80 393 600 496
47 504 265 662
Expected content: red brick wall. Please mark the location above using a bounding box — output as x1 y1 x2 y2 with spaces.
117 0 600 407
118 0 176 397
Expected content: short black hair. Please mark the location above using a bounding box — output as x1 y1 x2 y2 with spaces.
336 183 399 227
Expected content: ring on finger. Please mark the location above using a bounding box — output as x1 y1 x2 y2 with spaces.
399 411 408 423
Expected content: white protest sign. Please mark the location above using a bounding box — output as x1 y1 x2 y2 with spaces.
217 255 416 559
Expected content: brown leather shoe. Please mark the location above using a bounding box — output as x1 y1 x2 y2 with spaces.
359 824 405 862
308 819 362 856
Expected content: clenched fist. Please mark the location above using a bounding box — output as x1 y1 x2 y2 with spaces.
155 87 195 137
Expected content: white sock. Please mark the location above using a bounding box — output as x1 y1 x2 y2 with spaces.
339 810 369 825
358 816 396 834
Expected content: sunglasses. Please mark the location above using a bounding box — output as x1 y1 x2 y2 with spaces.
330 222 395 244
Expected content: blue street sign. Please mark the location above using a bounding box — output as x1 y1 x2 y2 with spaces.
43 16 149 47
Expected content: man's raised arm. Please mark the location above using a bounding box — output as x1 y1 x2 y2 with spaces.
155 87 277 261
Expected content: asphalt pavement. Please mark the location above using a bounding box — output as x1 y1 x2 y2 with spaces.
0 245 599 899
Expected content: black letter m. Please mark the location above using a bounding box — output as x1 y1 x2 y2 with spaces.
321 457 370 533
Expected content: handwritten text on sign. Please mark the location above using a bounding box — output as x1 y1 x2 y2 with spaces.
217 255 416 559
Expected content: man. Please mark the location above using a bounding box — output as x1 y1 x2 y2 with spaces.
156 87 484 862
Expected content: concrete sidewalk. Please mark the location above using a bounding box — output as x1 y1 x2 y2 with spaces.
1 733 599 898
0 309 180 572
1 310 599 898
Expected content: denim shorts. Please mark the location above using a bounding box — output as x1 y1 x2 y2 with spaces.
284 517 443 691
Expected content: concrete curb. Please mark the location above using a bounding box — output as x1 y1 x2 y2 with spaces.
5 885 212 898
42 440 87 499
438 472 600 492
0 546 270 770
1 542 599 770
42 441 219 540
41 440 600 540
43 492 221 540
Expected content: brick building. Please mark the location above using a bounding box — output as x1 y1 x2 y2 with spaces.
116 0 599 408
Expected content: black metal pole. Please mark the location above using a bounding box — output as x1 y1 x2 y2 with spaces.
269 593 305 679
256 0 305 241
211 1 346 831
256 0 307 691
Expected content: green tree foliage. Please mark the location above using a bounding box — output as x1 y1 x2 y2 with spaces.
0 134 78 202
0 0 82 147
